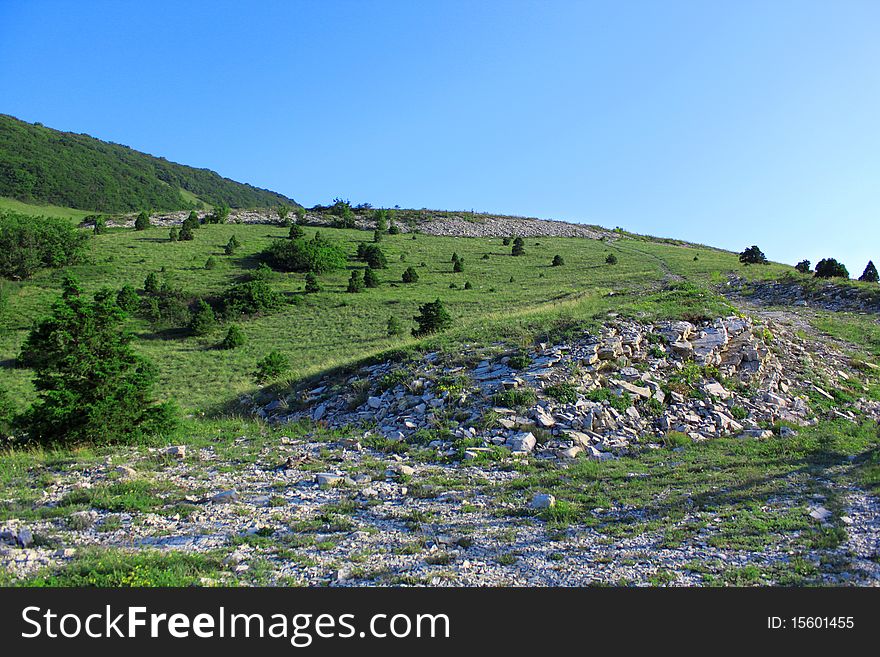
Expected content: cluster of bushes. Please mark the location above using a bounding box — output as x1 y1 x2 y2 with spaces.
263 234 347 273
13 276 178 445
356 243 388 269
0 211 87 279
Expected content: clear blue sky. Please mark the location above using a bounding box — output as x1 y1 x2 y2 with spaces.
1 0 878 273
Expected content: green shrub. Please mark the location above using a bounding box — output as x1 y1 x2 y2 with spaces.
289 224 304 239
387 315 403 336
0 212 87 279
545 382 578 403
255 351 289 382
347 270 364 293
168 227 178 242
464 281 473 289
115 285 140 312
329 198 355 228
859 261 878 283
401 266 419 283
502 237 511 246
585 387 631 412
412 298 452 336
492 387 537 408
219 324 246 350
373 229 383 243
511 237 525 256
739 245 767 265
276 205 291 225
179 225 194 241
182 211 200 231
795 260 811 274
204 256 217 270
363 267 379 288
508 353 531 369
552 254 564 266
453 258 464 272
263 236 347 273
815 258 849 279
18 276 177 444
304 272 321 293
605 253 617 265
221 280 284 316
388 223 400 235
134 211 151 231
143 272 161 294
189 299 217 336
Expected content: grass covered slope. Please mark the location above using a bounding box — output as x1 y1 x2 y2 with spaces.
0 114 297 212
1 220 795 413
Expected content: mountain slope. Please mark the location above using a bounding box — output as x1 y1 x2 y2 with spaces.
0 114 297 212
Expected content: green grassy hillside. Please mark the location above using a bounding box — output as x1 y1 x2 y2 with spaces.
0 219 800 413
0 114 297 212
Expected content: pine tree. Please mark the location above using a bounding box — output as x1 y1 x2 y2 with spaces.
401 266 419 283
347 270 364 293
511 237 525 256
453 258 464 273
795 260 811 274
219 324 246 349
386 315 403 336
18 276 177 444
143 272 161 294
412 298 452 336
134 211 151 231
289 224 304 239
859 261 879 283
739 245 767 264
304 272 321 293
189 299 217 336
363 267 380 288
179 225 194 241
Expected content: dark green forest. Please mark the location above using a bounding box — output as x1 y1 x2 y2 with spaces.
0 114 297 212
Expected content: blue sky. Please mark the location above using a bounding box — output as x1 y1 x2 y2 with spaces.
1 0 878 274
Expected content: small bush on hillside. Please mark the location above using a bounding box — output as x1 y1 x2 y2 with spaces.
289 224 304 239
221 280 284 316
263 236 347 273
605 253 618 265
364 244 387 269
115 285 140 312
388 222 400 235
412 298 452 336
464 281 473 289
795 260 811 273
502 237 511 246
739 245 767 264
18 276 177 444
189 299 217 336
552 255 565 266
453 258 464 273
295 207 307 224
304 272 321 293
224 236 239 255
0 212 87 280
373 229 383 243
143 272 161 294
206 204 230 224
90 215 107 235
586 388 632 412
255 351 289 382
219 324 246 350
169 227 178 242
182 211 200 231
329 198 355 228
134 211 151 231
373 209 389 232
815 258 849 279
204 256 217 270
402 267 419 283
387 315 403 336
511 237 525 256
364 267 380 288
347 270 364 293
859 261 878 283
179 225 194 241
277 205 291 225
451 252 459 263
